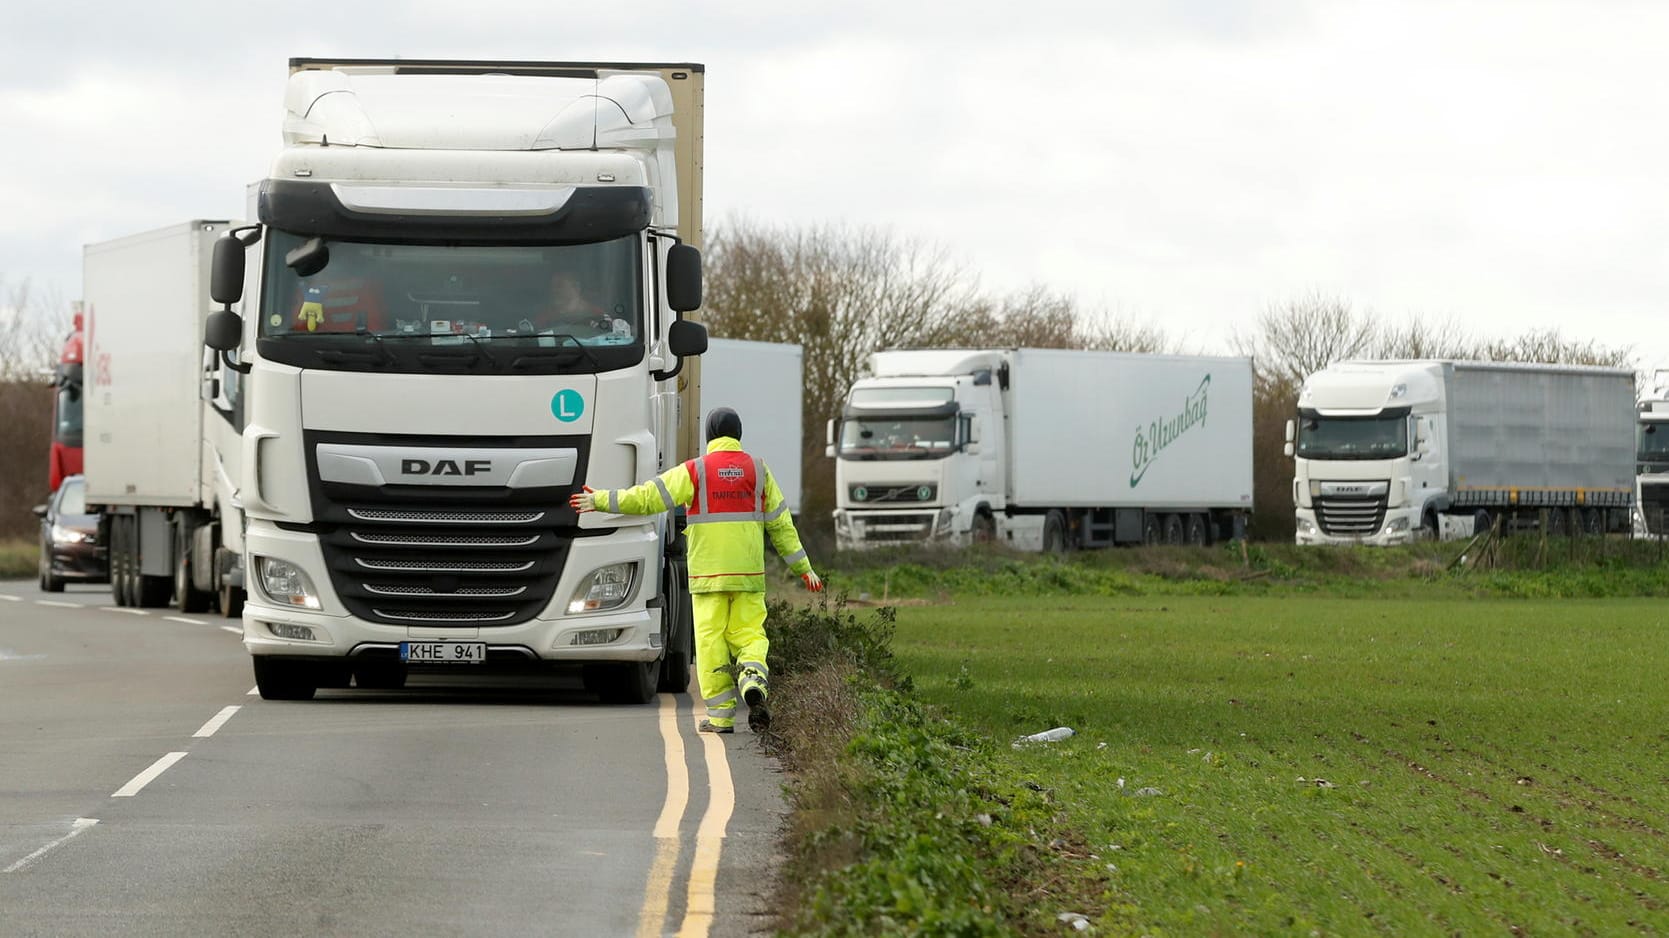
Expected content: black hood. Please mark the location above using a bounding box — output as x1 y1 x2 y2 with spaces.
705 407 742 443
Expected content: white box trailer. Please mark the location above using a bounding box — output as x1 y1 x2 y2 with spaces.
83 220 246 612
702 338 802 512
831 348 1254 551
1291 360 1636 544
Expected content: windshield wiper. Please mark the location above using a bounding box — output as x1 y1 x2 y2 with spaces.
506 334 599 371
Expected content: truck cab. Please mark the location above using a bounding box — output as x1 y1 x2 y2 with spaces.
831 351 1005 549
1290 362 1448 546
1636 370 1669 537
203 60 707 701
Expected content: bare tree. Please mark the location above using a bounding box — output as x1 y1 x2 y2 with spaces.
1476 327 1633 368
0 277 73 538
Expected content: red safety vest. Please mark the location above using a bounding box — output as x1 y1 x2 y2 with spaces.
685 450 765 523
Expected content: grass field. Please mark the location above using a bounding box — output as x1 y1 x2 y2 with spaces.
0 538 33 579
889 594 1669 934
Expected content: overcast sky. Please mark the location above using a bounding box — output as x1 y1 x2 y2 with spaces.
3 0 1666 368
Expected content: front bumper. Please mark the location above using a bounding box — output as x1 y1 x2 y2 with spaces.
1294 508 1418 546
46 542 109 581
241 521 662 663
834 507 961 550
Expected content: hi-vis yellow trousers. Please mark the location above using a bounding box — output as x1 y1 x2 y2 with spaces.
691 591 769 729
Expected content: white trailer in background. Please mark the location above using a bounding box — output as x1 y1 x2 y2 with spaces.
83 220 247 615
1636 369 1669 537
702 339 802 512
830 348 1255 551
1289 360 1636 545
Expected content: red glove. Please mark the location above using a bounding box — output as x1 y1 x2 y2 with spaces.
802 571 824 592
569 485 598 513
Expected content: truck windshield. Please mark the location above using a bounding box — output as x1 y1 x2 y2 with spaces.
1640 421 1669 468
839 416 958 460
257 232 643 375
1295 414 1408 460
54 383 83 447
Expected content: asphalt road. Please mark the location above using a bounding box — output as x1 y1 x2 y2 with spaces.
0 579 784 937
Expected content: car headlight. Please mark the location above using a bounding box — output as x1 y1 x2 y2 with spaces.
256 557 322 610
50 524 92 545
567 562 637 614
1384 517 1410 534
1296 517 1316 535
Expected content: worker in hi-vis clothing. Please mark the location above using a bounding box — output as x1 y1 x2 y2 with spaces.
569 407 823 733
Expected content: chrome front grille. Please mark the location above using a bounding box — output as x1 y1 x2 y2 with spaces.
350 531 541 548
373 608 519 623
858 512 937 544
354 558 536 573
1315 495 1389 536
347 508 545 524
1642 483 1669 535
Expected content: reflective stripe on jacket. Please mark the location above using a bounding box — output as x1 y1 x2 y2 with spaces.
595 437 811 592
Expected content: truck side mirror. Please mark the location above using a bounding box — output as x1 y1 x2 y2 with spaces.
32 504 48 519
667 319 707 358
205 309 244 352
666 244 702 312
210 235 247 305
1283 441 1294 458
825 418 837 458
1284 419 1295 444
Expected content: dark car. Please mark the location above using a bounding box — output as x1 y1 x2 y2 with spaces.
34 475 107 592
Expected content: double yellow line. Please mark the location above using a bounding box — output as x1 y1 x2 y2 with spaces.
637 693 736 938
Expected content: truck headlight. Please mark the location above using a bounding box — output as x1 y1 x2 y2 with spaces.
567 562 637 614
256 557 321 610
1296 517 1316 535
1309 480 1321 498
936 507 956 532
1384 517 1410 534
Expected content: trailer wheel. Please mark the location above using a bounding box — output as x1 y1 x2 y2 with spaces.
1581 508 1604 536
1185 514 1208 547
116 517 139 607
219 582 245 619
1546 508 1568 537
173 520 213 613
1142 514 1162 545
1162 513 1185 545
1042 511 1068 554
1472 510 1492 537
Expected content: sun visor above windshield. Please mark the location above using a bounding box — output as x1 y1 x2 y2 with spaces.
259 179 652 243
842 401 960 420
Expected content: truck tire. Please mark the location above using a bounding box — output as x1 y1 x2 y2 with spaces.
1185 514 1209 547
972 512 996 545
174 521 213 613
590 661 658 705
1420 511 1439 541
656 564 693 694
110 518 131 606
1581 508 1603 536
220 583 245 619
1042 511 1068 554
1546 509 1567 537
1162 513 1185 545
253 657 318 701
1142 514 1161 546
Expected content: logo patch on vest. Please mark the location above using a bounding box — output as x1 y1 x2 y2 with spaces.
717 467 745 480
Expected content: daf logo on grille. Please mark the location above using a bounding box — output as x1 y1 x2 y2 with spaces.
401 458 492 477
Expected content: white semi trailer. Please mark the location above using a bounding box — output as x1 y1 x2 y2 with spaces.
702 338 802 512
830 348 1254 551
1636 370 1669 537
83 221 249 616
201 59 709 702
1289 360 1636 545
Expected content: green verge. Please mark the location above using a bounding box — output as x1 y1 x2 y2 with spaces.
770 545 1669 935
0 539 34 579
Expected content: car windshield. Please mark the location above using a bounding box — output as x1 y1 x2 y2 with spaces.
1295 414 1409 460
839 416 958 460
57 478 86 515
257 231 643 375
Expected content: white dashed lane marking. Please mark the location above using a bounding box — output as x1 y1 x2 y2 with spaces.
112 752 188 798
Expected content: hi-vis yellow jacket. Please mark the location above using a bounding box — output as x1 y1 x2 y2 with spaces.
591 437 812 593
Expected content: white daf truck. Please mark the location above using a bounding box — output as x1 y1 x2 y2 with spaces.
1636 370 1669 537
202 59 708 702
1289 360 1636 545
83 221 249 616
829 348 1254 551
